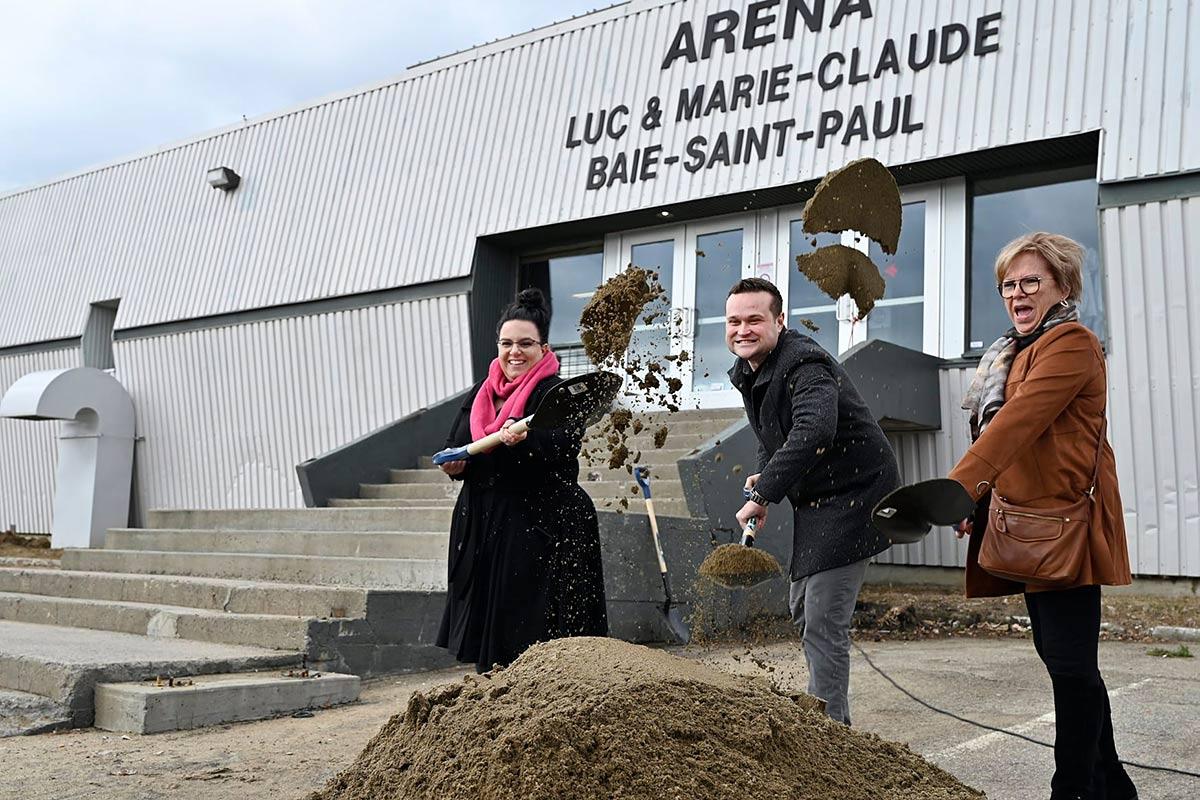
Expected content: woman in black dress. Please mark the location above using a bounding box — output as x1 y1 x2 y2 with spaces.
435 288 608 672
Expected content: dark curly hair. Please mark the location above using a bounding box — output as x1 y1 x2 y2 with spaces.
496 287 551 343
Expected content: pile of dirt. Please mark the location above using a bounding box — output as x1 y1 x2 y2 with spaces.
0 531 60 560
802 157 902 254
308 637 983 800
698 543 782 588
797 244 888 317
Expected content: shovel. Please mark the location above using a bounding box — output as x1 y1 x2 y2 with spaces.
634 467 690 644
697 489 782 589
433 371 622 464
871 478 976 544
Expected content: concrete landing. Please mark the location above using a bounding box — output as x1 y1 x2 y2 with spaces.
0 620 300 727
94 670 360 734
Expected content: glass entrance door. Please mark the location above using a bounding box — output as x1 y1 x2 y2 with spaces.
681 217 753 408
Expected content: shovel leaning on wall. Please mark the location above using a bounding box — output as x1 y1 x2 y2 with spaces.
633 466 690 644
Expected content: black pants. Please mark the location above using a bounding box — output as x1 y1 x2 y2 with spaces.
1025 586 1137 800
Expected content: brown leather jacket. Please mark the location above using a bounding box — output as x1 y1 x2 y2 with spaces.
949 323 1133 597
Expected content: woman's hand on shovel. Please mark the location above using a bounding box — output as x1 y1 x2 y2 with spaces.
736 498 767 531
498 418 528 446
953 518 973 539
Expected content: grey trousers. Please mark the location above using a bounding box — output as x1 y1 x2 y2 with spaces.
789 556 869 725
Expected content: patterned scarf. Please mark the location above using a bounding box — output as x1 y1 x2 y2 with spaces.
962 302 1080 440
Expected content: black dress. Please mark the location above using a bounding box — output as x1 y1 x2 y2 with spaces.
435 375 608 672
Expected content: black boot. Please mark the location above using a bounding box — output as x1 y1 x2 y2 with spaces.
1095 682 1138 799
1048 675 1103 799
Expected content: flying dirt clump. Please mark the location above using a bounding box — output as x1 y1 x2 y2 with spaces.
307 636 984 800
579 267 663 366
797 244 888 316
802 157 902 254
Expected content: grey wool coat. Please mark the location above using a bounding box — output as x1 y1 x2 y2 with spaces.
729 328 900 580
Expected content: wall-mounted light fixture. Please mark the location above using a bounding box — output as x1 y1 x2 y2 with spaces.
206 166 241 192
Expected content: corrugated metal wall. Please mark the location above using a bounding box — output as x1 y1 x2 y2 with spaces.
0 0 1194 349
1101 196 1200 578
876 367 974 569
114 295 472 515
0 347 82 532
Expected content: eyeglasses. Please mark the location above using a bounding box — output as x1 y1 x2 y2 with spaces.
997 276 1044 298
496 338 543 351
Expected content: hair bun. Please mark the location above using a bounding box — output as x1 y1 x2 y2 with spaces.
516 287 549 310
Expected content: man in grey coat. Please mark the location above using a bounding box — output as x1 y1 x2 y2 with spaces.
727 277 899 725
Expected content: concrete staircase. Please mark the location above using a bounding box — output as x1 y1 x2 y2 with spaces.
330 408 744 518
0 407 743 735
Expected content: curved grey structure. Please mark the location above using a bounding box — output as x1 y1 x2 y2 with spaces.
0 368 135 547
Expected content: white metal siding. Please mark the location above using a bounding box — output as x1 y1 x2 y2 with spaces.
0 1 1194 349
1102 196 1200 578
876 366 974 569
0 347 82 532
113 295 472 514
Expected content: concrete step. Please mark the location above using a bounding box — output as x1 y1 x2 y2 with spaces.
332 494 692 516
0 687 73 736
330 497 456 508
62 550 447 591
360 479 685 501
0 592 311 651
94 669 360 734
417 447 698 469
390 462 684 485
105 529 448 560
0 619 299 727
0 567 369 618
148 507 453 532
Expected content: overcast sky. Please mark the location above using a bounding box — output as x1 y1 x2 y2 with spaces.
0 0 614 193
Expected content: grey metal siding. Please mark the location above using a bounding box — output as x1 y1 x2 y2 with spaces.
113 295 472 515
0 346 83 532
0 1 1194 350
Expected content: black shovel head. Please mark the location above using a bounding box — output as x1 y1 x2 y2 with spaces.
530 371 623 430
872 478 976 544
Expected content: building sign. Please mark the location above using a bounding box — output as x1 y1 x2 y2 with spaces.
564 0 1002 192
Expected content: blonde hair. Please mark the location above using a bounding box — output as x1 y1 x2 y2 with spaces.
994 232 1085 301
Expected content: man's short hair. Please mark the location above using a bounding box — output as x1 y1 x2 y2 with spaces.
728 277 784 318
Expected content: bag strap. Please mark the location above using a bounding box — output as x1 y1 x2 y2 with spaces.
1087 417 1106 497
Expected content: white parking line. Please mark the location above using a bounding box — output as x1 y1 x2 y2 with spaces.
929 678 1154 762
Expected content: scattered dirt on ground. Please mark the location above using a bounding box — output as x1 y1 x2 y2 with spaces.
698 544 783 589
802 157 902 254
0 531 60 560
307 637 983 800
796 245 887 317
851 584 1200 643
685 584 1200 649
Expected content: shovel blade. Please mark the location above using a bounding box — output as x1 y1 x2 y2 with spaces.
665 605 690 645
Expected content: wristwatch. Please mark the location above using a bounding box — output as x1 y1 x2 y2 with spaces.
747 489 769 507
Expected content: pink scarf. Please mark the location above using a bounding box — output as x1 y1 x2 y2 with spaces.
469 350 560 439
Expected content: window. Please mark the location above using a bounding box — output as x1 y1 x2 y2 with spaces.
519 249 603 376
968 170 1103 349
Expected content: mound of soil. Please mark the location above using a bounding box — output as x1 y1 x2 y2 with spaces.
802 157 902 254
796 245 887 316
309 637 983 800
